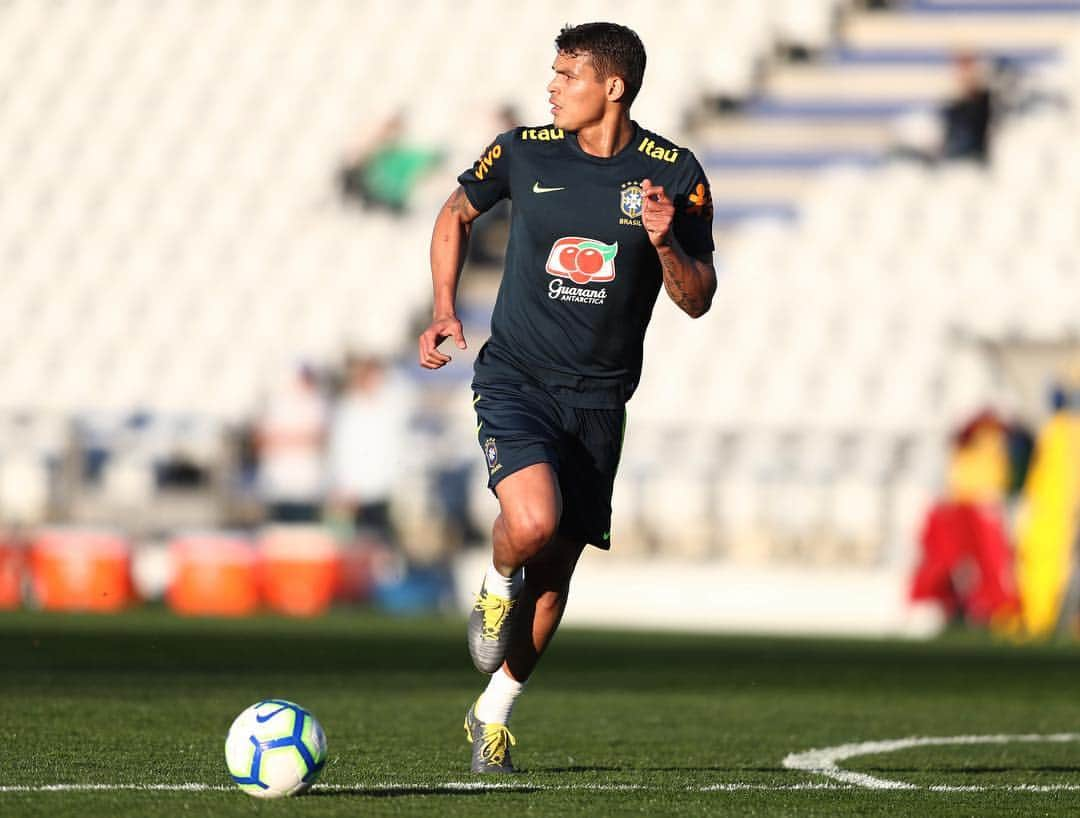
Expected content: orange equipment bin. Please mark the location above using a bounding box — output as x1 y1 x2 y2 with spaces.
168 533 259 616
258 525 342 617
0 540 24 609
30 528 133 612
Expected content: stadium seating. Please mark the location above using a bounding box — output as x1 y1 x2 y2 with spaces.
1 0 1078 577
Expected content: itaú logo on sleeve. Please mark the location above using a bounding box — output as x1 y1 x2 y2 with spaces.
545 237 618 285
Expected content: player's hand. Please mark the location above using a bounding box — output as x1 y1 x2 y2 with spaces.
641 178 675 248
418 314 467 369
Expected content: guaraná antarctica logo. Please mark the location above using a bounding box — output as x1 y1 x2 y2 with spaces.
545 236 617 306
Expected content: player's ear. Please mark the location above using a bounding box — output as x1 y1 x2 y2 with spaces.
607 76 626 104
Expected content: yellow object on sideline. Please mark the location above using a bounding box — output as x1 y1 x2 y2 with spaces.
1015 413 1080 637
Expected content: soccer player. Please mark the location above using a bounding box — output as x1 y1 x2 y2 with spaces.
418 21 715 773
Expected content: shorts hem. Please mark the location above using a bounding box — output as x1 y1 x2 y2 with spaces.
487 453 558 494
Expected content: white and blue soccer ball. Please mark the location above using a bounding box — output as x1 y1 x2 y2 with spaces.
225 699 328 798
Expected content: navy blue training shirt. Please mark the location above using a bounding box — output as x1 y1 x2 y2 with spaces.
459 122 714 408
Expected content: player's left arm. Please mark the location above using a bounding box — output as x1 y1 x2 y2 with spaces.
641 178 716 318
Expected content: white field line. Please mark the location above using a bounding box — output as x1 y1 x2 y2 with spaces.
4 734 1080 796
0 784 231 792
783 733 1080 790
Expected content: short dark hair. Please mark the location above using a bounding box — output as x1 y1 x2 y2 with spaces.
555 22 646 108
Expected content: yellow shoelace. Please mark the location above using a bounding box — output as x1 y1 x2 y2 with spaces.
480 723 516 766
474 592 515 640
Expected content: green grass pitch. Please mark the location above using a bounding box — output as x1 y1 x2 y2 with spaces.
1 608 1079 817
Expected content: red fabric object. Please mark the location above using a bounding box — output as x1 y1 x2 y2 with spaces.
909 500 1019 623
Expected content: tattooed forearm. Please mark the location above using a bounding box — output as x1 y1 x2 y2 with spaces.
446 186 480 225
660 252 699 314
658 245 715 318
448 187 472 217
430 187 480 316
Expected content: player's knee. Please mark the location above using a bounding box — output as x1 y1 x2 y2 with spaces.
503 511 557 563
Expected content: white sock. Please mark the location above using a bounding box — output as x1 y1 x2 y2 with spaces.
484 561 523 599
475 667 525 725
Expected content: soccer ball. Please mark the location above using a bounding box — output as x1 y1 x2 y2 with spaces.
224 699 328 798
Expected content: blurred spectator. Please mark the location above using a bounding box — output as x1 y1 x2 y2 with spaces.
890 52 996 165
326 353 416 544
254 363 329 523
467 105 519 269
337 112 444 215
941 52 994 163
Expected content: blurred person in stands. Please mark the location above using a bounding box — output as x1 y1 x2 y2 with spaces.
326 352 415 545
337 111 444 215
941 51 994 163
890 52 996 165
254 363 328 523
417 22 715 774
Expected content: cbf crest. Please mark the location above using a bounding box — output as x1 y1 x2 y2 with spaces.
619 180 643 226
484 437 502 475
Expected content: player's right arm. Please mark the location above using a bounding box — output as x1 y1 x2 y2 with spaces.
418 129 515 370
418 186 481 369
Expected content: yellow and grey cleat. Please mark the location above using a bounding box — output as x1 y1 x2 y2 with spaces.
464 701 516 774
467 579 516 673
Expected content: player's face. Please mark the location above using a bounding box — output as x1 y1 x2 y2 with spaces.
548 51 607 131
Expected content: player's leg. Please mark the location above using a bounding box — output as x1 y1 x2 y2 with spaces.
465 391 617 773
504 532 586 681
492 462 563 574
498 404 623 681
467 533 584 773
470 462 562 674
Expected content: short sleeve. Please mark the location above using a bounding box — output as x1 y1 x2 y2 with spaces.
671 154 714 258
457 129 515 214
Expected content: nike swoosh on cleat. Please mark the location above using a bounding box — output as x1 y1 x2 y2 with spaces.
533 182 566 193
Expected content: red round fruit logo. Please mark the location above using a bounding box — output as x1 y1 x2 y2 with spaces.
545 237 618 284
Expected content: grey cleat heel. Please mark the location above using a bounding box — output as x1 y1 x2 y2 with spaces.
464 701 516 773
467 580 516 673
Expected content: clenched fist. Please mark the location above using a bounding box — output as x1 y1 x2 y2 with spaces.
641 178 674 248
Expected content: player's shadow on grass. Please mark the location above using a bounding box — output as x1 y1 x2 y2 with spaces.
309 786 541 797
544 765 741 773
543 765 622 773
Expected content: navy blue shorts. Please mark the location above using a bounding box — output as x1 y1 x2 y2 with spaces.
472 380 626 550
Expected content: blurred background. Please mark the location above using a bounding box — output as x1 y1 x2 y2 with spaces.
1 0 1078 639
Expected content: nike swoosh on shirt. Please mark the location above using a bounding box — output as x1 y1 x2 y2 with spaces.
533 182 566 193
